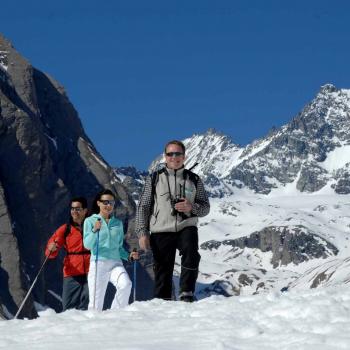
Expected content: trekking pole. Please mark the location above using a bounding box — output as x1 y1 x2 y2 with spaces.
14 249 53 319
132 248 137 302
93 218 101 310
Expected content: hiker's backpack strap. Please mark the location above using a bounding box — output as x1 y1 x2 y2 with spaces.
150 168 166 213
63 223 71 240
183 169 199 189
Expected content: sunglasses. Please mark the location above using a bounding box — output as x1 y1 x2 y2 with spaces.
99 200 115 206
165 152 184 157
71 207 84 212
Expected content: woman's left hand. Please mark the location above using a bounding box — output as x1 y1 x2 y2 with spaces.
130 251 139 261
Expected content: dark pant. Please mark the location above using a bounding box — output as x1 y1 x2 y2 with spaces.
150 226 201 300
62 275 89 311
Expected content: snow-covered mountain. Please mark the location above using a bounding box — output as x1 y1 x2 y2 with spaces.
117 84 350 298
114 166 148 201
226 84 350 195
149 84 350 198
149 129 242 197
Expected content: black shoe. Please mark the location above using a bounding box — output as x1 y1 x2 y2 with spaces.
179 292 195 303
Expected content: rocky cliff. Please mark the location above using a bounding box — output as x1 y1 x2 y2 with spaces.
0 34 136 318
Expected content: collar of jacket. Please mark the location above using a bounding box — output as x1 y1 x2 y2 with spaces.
90 213 118 223
165 166 185 177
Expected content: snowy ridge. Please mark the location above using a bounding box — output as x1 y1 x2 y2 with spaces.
149 128 243 176
148 129 244 197
182 129 242 178
289 256 350 290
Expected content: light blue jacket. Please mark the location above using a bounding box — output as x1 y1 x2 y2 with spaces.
83 214 129 261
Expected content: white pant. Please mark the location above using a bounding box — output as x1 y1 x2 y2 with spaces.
88 259 132 311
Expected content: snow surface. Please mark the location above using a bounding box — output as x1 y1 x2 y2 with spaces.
1 286 350 350
197 192 350 255
320 145 350 172
115 172 127 182
4 190 348 349
185 191 350 297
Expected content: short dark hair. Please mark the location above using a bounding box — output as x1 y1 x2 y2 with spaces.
71 197 87 209
91 189 116 214
164 140 186 154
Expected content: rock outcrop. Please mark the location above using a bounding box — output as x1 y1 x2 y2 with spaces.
200 225 339 268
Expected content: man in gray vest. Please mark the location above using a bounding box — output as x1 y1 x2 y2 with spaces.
136 140 210 302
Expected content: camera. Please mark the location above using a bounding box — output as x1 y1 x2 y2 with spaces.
171 196 185 216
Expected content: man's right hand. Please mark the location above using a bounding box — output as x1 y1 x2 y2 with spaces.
48 242 58 252
138 235 151 251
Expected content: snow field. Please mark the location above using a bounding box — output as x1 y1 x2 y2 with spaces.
1 286 350 350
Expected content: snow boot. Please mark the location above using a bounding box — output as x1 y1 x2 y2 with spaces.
179 291 195 303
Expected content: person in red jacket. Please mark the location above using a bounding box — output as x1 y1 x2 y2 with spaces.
45 197 90 311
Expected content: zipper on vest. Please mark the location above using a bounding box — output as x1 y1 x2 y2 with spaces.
174 169 178 232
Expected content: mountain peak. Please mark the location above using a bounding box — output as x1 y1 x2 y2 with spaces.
205 127 222 136
319 83 337 94
0 33 12 48
190 128 238 147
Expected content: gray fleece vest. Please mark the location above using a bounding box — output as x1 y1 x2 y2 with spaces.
150 167 198 233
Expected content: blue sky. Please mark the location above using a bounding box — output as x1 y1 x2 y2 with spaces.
1 1 350 169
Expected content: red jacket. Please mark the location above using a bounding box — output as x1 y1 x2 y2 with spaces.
45 223 90 278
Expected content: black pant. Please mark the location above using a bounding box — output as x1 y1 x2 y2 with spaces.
62 275 89 311
150 226 201 300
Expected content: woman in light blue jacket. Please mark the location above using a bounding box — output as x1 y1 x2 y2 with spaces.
83 189 138 311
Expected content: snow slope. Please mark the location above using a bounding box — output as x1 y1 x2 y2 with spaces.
174 190 350 297
1 286 350 350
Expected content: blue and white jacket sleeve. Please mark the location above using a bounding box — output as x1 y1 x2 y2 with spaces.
118 224 130 261
119 246 130 261
83 217 97 251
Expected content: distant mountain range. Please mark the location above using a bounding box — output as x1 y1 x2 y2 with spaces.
144 85 350 197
